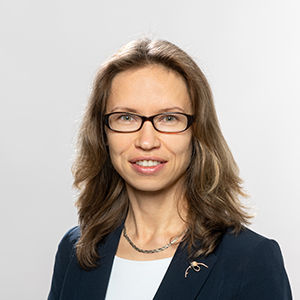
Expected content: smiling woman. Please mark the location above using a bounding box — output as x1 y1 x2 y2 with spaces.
48 38 292 300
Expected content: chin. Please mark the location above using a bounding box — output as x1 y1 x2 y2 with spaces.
128 183 166 193
125 176 184 194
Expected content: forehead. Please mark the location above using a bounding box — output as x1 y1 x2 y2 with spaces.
106 64 192 114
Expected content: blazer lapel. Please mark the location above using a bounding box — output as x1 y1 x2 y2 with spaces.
62 220 218 300
153 239 218 300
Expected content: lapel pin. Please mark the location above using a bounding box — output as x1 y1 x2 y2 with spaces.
185 261 208 278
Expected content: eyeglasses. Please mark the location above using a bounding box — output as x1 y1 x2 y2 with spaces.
104 112 194 133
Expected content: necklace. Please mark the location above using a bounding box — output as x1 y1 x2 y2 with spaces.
123 225 188 254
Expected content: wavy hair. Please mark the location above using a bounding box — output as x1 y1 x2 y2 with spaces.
72 37 252 269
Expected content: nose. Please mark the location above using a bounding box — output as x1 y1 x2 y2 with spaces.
134 120 161 150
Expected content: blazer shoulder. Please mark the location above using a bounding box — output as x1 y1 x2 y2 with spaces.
57 226 81 254
216 226 287 278
62 226 81 244
219 226 275 255
217 227 292 299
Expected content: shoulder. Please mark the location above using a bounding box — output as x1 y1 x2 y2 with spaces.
215 226 292 299
54 225 81 267
217 226 285 270
53 226 81 276
59 226 81 248
55 226 81 256
219 226 278 255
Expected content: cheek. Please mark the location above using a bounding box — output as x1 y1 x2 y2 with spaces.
165 134 193 162
106 134 132 164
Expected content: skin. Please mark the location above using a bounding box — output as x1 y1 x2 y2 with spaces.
105 64 193 260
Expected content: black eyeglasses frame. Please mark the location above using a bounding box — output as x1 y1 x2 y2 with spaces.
104 111 194 133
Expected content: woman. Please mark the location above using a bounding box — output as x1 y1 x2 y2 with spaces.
48 38 292 299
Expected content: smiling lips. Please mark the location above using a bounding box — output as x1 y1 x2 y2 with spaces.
129 157 167 175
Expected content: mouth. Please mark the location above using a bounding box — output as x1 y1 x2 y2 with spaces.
129 158 167 174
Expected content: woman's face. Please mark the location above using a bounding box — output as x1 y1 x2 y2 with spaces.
105 64 193 193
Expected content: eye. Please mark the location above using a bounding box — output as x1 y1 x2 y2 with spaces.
159 114 178 122
165 115 176 121
120 114 133 121
116 113 138 122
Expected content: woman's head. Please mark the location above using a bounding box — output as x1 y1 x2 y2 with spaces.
105 64 193 195
74 38 220 190
72 37 252 269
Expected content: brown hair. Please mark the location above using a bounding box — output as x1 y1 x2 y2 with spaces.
72 37 252 269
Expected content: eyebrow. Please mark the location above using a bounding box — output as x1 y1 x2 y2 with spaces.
110 106 185 113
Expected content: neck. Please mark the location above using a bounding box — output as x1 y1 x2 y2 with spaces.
124 183 188 245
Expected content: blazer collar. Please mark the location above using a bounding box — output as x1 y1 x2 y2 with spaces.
64 220 218 300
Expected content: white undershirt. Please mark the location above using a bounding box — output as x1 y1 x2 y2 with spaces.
105 255 173 300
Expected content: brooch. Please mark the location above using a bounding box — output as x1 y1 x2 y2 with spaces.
184 261 208 278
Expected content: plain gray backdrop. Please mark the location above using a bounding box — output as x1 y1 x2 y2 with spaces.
0 0 299 299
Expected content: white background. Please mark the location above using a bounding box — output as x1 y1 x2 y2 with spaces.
0 1 299 299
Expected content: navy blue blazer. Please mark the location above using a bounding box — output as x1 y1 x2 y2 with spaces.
48 219 292 299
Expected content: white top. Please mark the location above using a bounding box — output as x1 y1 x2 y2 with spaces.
105 255 173 300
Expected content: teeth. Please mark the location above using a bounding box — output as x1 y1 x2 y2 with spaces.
135 160 162 167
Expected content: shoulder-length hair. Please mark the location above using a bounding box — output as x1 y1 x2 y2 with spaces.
72 37 252 269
